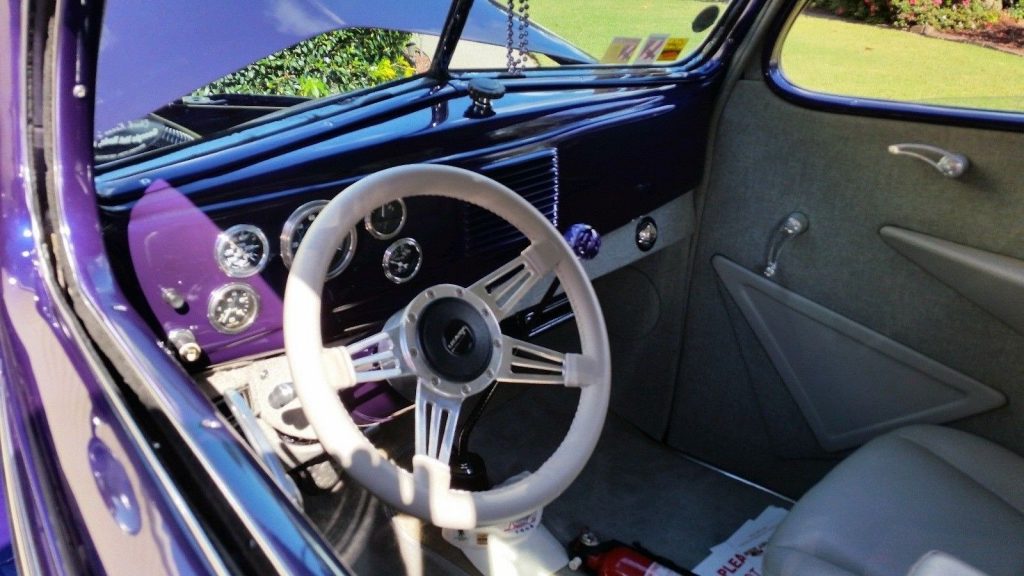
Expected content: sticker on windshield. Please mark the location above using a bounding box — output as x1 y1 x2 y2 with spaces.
600 37 642 64
657 37 690 62
634 34 670 65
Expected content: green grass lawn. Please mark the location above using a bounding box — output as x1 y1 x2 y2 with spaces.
782 15 1024 112
528 1 1024 113
529 0 720 62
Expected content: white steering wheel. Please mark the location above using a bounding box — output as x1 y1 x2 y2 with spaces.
283 164 610 529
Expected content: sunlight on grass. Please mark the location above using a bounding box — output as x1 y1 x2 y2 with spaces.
529 0 726 62
781 15 1024 112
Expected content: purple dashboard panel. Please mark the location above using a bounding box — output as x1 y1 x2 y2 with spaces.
129 180 284 364
127 180 409 423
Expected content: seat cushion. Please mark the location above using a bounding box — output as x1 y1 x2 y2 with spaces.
764 425 1024 576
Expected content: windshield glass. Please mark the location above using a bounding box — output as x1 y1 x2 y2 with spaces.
196 29 418 100
94 26 427 165
453 0 729 69
93 0 731 166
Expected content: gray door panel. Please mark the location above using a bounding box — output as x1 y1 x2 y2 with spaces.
714 254 1003 451
881 226 1024 337
668 78 1024 494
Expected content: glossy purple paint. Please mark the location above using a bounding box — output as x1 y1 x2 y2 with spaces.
0 0 25 562
95 0 592 134
343 382 410 425
28 0 347 572
129 178 409 422
0 1 222 572
0 0 234 572
129 179 285 364
0 1 117 571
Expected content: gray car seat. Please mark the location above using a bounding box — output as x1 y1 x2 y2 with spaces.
763 425 1024 576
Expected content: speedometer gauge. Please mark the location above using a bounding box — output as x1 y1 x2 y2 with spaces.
215 224 269 278
364 199 406 240
280 200 358 280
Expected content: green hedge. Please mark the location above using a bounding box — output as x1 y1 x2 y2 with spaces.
810 0 1000 29
195 29 414 99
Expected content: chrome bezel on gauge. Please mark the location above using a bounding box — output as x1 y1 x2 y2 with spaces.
214 224 269 278
382 237 423 284
207 282 261 334
363 198 407 240
280 200 358 280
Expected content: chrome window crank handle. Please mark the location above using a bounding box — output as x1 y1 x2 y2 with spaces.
763 212 809 279
888 143 969 178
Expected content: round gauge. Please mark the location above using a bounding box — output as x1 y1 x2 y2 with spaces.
382 238 423 284
364 199 407 240
208 283 260 334
280 200 358 280
215 224 269 278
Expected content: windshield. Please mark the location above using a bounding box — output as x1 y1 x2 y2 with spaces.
93 0 728 166
453 0 730 69
94 26 421 164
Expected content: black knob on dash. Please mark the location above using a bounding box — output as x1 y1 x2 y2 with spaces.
465 78 506 119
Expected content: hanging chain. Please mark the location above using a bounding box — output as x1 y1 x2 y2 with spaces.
505 0 530 75
518 0 530 68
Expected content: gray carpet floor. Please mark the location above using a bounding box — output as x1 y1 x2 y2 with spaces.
470 386 790 569
306 386 789 574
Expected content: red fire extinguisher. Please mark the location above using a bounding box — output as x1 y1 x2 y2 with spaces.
568 531 696 576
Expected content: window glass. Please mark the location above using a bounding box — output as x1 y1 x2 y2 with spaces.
94 28 422 165
778 2 1024 113
450 0 731 69
193 29 416 100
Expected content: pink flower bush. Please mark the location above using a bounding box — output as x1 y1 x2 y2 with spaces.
811 0 1000 29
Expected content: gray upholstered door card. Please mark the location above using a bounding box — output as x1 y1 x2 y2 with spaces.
881 226 1024 338
712 256 1004 451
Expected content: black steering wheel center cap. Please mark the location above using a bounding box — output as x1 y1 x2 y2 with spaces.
418 298 493 382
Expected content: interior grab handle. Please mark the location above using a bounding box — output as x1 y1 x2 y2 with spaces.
888 143 969 178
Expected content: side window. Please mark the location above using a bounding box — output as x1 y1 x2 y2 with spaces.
776 0 1024 113
450 0 732 69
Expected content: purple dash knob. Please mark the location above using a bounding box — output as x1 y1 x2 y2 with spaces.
564 224 601 260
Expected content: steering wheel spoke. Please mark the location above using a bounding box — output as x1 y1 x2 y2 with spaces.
324 328 413 387
415 383 463 465
469 241 562 321
495 336 587 387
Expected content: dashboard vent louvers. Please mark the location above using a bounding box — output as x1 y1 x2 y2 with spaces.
464 148 560 257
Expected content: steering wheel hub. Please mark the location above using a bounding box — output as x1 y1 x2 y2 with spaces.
396 284 503 398
418 298 493 382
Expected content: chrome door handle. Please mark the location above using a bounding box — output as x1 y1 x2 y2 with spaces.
888 143 969 178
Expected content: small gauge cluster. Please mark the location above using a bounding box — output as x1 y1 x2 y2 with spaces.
364 199 406 240
214 224 269 278
207 283 260 334
207 197 420 335
382 237 422 284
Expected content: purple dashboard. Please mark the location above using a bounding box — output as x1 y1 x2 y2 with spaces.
100 83 707 370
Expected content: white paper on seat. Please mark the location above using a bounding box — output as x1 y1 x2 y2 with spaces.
692 506 788 576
